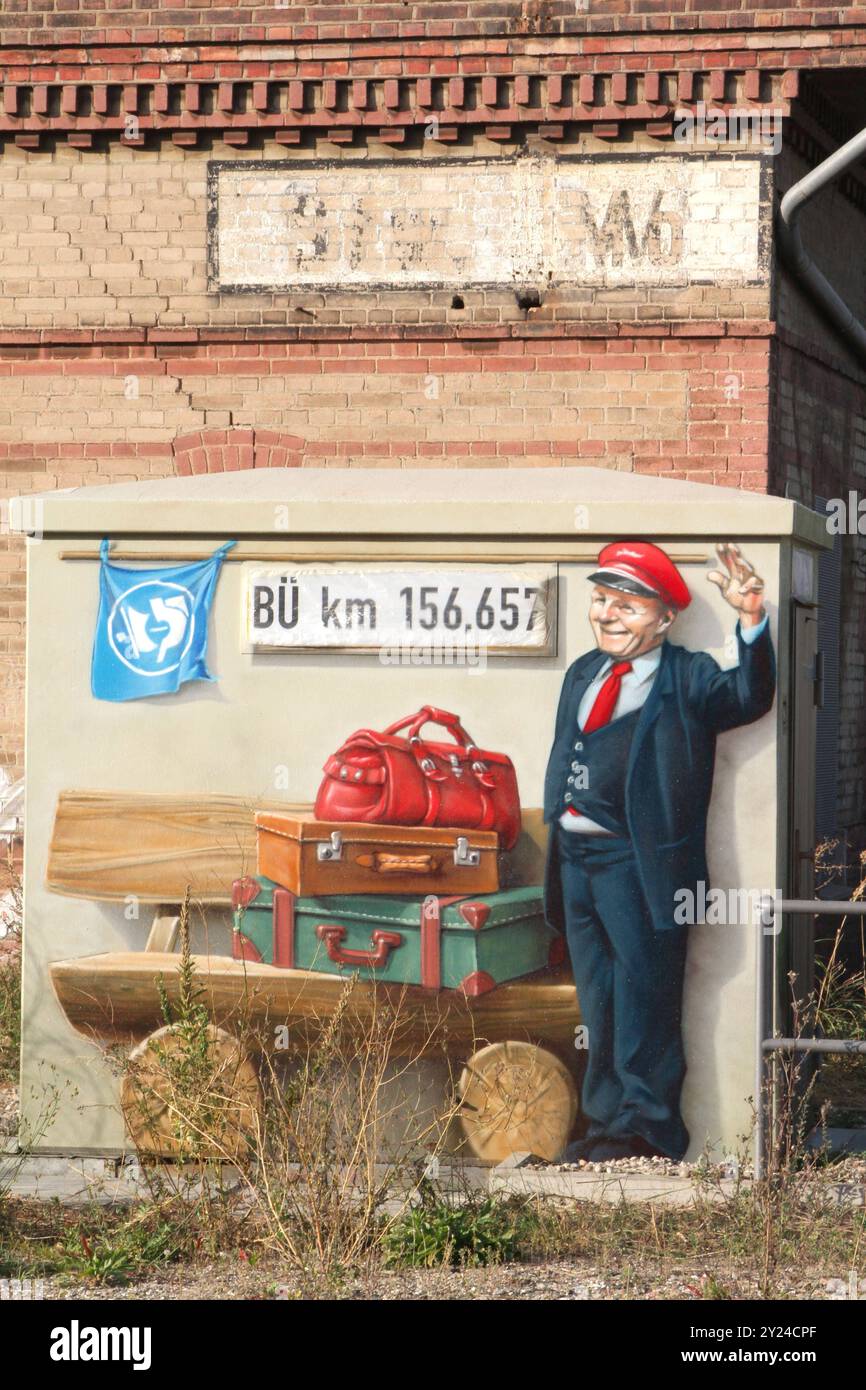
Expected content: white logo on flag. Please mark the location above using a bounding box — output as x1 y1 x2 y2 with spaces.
107 580 196 677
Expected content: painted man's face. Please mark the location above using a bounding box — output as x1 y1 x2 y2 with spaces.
589 584 675 658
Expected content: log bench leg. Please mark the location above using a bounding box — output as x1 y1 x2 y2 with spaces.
144 905 181 954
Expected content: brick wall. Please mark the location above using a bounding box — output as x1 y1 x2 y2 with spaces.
770 134 866 849
2 0 864 44
0 328 771 776
0 140 771 332
0 336 770 467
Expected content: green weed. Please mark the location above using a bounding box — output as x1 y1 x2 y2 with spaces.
382 1188 522 1269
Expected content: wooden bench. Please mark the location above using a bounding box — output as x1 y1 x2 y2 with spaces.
45 790 578 1159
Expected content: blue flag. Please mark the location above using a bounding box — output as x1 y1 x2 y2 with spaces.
91 539 236 702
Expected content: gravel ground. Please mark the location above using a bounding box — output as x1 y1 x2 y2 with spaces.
4 1073 865 1302
497 1151 866 1183
36 1258 857 1301
545 1153 736 1177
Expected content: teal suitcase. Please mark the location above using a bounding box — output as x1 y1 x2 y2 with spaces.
232 876 564 997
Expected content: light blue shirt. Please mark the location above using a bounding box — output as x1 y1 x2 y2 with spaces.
559 616 769 834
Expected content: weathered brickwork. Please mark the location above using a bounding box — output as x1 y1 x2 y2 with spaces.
0 64 803 149
0 140 772 331
0 337 769 469
0 330 771 775
213 154 765 293
2 0 865 46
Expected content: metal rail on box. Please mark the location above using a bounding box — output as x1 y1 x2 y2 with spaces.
755 895 866 1181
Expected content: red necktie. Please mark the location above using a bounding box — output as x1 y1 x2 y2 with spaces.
582 660 633 734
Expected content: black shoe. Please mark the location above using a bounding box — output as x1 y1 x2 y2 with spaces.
586 1136 638 1162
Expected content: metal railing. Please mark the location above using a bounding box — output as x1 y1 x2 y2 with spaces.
755 895 866 1181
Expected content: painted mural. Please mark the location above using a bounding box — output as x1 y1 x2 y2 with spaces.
45 537 776 1165
543 541 774 1162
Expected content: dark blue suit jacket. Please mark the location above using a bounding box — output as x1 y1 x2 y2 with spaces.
543 622 776 933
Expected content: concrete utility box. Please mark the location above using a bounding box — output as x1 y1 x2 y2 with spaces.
17 467 828 1158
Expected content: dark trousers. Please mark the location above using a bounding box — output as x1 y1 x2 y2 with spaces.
557 825 690 1160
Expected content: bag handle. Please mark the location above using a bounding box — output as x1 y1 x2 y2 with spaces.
355 852 438 876
315 924 403 969
384 705 477 750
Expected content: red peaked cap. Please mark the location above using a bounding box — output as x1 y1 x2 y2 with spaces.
589 541 692 611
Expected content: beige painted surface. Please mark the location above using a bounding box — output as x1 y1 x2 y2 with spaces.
15 466 827 544
19 469 815 1156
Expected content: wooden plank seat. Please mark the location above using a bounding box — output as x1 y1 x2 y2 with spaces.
50 950 581 1052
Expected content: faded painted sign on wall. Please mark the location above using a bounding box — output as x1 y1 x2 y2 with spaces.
208 153 766 292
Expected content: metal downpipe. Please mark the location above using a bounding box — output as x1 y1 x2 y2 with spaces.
776 124 866 362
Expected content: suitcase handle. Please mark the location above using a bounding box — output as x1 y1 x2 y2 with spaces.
384 705 477 750
355 852 438 876
315 923 404 969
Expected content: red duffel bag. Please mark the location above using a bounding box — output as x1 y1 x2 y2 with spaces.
314 705 522 850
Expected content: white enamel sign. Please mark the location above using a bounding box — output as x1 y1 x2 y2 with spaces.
243 565 557 655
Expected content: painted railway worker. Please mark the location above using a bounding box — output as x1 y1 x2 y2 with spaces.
543 541 776 1163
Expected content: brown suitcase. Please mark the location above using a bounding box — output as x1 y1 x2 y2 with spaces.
254 812 500 896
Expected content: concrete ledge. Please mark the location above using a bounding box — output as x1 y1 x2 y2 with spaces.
807 1127 866 1156
489 1168 741 1205
1 1154 243 1205
4 1152 865 1209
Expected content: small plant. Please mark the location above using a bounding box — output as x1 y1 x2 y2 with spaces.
701 1274 733 1300
381 1186 522 1269
66 1232 137 1286
60 1207 187 1286
118 891 463 1285
0 950 20 1090
122 890 260 1166
0 844 22 1089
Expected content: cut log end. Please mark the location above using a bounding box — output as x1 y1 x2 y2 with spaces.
457 1040 578 1163
121 1022 262 1160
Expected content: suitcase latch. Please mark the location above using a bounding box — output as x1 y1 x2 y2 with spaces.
317 831 344 862
454 835 480 868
